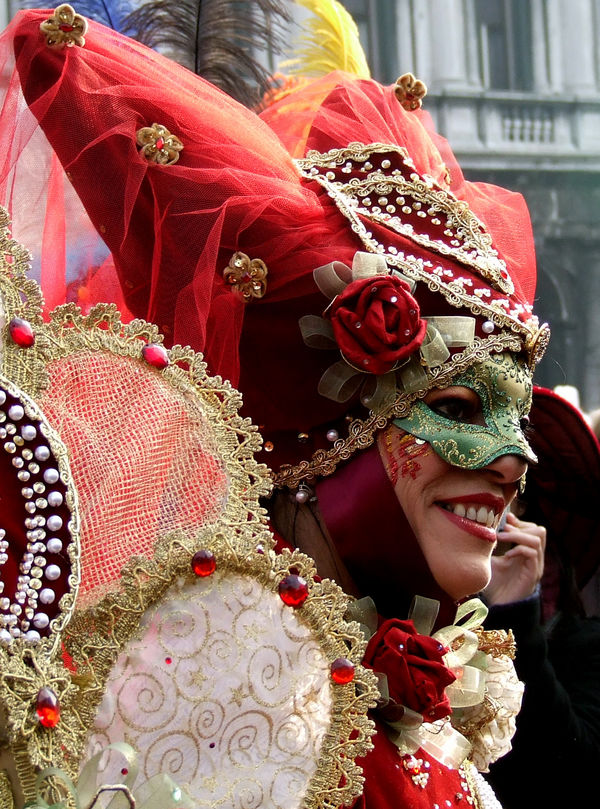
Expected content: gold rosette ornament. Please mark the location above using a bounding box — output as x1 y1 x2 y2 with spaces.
40 4 88 48
136 123 184 166
223 251 268 300
394 72 427 111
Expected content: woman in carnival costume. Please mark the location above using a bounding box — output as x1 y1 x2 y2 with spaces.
0 2 549 808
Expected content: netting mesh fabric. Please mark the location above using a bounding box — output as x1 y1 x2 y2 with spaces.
38 351 229 607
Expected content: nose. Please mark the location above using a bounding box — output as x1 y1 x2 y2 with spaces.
483 452 528 485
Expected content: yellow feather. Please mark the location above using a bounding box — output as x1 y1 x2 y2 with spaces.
284 0 371 79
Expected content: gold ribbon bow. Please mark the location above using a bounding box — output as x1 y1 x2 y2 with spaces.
28 743 193 809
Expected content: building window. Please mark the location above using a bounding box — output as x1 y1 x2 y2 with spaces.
477 0 534 91
342 0 398 84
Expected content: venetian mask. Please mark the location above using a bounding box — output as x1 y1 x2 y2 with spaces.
393 353 536 470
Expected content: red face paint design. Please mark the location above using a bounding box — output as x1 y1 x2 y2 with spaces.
382 427 432 486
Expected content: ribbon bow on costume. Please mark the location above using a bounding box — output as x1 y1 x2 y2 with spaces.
299 252 475 408
354 595 490 769
27 743 193 809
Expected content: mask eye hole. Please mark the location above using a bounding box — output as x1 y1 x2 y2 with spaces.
424 386 484 425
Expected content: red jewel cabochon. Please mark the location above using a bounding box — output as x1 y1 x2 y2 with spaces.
0 384 74 645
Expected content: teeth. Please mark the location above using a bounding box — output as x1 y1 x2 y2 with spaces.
445 502 499 527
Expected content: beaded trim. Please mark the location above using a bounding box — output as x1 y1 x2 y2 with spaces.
295 143 541 339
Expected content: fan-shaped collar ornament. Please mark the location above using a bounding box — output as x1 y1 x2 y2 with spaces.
0 206 377 809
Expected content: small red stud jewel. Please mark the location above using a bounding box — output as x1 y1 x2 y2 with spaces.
141 343 169 369
9 317 35 347
156 137 165 150
36 687 60 728
330 657 355 684
278 574 309 607
191 549 216 577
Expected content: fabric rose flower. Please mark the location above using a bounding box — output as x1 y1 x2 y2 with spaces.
364 618 456 721
328 275 427 375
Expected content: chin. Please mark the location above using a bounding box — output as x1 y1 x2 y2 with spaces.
436 559 492 601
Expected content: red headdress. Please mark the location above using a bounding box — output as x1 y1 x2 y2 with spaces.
0 6 547 496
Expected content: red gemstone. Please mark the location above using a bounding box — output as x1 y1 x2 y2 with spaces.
9 317 35 347
142 343 169 369
58 23 74 32
278 574 309 607
36 687 60 728
191 549 216 577
330 657 355 684
156 137 165 150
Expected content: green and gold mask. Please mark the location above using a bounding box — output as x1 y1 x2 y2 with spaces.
393 353 536 470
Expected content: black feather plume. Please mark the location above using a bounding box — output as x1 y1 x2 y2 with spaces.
121 0 291 107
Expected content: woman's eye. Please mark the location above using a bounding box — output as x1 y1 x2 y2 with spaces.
427 394 483 424
424 387 484 425
429 399 476 422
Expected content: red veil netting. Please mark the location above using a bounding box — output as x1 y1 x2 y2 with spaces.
0 10 536 390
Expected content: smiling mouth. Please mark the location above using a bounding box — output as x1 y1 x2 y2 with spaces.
439 502 503 530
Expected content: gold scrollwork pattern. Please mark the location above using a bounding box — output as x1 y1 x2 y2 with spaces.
64 531 377 809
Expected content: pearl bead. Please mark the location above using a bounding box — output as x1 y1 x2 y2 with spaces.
8 405 24 421
39 588 55 605
33 613 49 629
24 630 40 643
35 446 51 461
326 429 339 442
482 320 495 334
46 515 63 532
45 564 60 581
46 538 63 554
0 391 5 405
47 491 63 507
295 489 309 504
43 469 59 484
21 425 37 441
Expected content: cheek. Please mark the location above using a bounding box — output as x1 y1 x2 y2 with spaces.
380 427 433 486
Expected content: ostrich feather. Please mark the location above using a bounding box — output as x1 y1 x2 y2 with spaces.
285 0 370 79
121 0 290 107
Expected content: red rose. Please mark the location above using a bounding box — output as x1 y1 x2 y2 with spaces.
328 275 427 375
363 618 455 722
